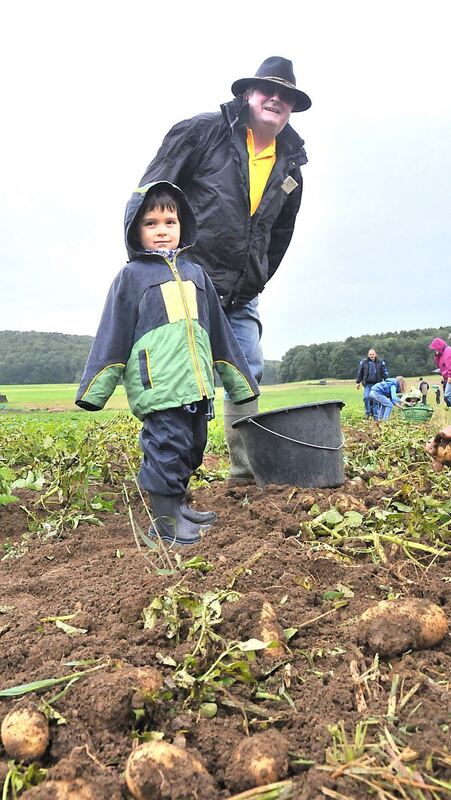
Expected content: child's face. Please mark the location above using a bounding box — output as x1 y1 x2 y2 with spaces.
138 204 181 250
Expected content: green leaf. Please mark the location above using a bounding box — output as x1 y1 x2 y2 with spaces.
0 494 19 505
0 674 81 698
155 652 177 667
391 501 413 512
199 702 217 718
343 511 363 528
335 583 355 598
237 638 269 652
322 591 344 601
55 620 88 636
314 509 344 527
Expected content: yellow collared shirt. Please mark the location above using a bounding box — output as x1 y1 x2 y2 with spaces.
247 128 276 216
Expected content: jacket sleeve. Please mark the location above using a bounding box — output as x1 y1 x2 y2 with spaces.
390 383 401 404
75 270 138 410
203 274 259 404
444 348 451 380
139 117 204 187
266 175 303 281
356 360 364 383
381 360 389 379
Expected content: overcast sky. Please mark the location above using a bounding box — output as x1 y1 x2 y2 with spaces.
1 0 450 359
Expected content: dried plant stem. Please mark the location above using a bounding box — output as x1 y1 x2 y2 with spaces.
227 780 293 799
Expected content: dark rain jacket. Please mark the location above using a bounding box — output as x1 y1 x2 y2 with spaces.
356 358 389 386
138 98 308 310
76 182 259 420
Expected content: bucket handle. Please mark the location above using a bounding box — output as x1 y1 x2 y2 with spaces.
247 418 345 451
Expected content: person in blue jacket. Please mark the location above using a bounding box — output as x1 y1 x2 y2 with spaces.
76 181 259 546
369 377 407 421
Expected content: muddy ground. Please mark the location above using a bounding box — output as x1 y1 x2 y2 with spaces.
0 427 450 799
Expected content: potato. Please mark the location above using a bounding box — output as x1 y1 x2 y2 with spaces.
331 493 366 514
224 731 289 793
425 425 451 471
358 598 448 656
257 601 285 659
1 706 49 760
22 779 98 799
298 494 316 511
125 740 215 800
132 666 164 695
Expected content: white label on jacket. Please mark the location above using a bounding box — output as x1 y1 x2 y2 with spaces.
281 176 299 194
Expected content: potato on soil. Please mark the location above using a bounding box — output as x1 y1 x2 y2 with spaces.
257 600 286 658
1 705 49 761
358 598 448 656
298 493 316 511
74 664 163 733
224 731 289 793
132 666 164 694
125 740 216 800
21 779 98 799
221 592 285 660
330 492 366 514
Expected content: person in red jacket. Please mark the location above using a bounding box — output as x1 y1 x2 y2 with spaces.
429 338 451 407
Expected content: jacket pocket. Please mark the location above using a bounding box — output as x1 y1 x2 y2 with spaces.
138 349 153 390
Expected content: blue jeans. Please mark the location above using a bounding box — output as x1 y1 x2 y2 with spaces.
444 381 451 407
369 388 396 420
224 297 263 398
363 384 375 416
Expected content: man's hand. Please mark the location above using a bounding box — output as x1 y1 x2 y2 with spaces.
356 383 361 390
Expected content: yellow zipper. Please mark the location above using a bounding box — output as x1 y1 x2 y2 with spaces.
164 255 207 396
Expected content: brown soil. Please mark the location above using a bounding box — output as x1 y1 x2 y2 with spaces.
0 455 450 799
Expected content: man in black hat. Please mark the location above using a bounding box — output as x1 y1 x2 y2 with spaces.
137 56 311 482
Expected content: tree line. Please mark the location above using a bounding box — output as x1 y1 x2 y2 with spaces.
0 331 282 386
0 326 449 386
279 326 450 382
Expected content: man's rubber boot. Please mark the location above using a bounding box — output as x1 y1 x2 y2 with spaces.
180 497 217 525
148 493 209 546
223 398 259 485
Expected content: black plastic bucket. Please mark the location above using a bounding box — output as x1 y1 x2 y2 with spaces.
232 400 345 488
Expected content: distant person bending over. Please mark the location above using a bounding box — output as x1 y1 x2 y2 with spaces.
356 348 389 419
369 377 407 421
429 338 451 408
136 56 311 483
76 182 258 546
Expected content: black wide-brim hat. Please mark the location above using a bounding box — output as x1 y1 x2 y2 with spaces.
231 56 311 113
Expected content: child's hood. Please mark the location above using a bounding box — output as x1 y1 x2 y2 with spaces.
124 181 197 259
429 338 447 354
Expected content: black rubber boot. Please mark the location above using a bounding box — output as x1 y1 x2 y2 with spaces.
180 497 217 524
148 493 209 546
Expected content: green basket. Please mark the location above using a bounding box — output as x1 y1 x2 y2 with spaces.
402 405 434 423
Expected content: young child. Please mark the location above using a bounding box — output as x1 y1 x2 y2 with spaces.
76 181 259 546
369 376 407 421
